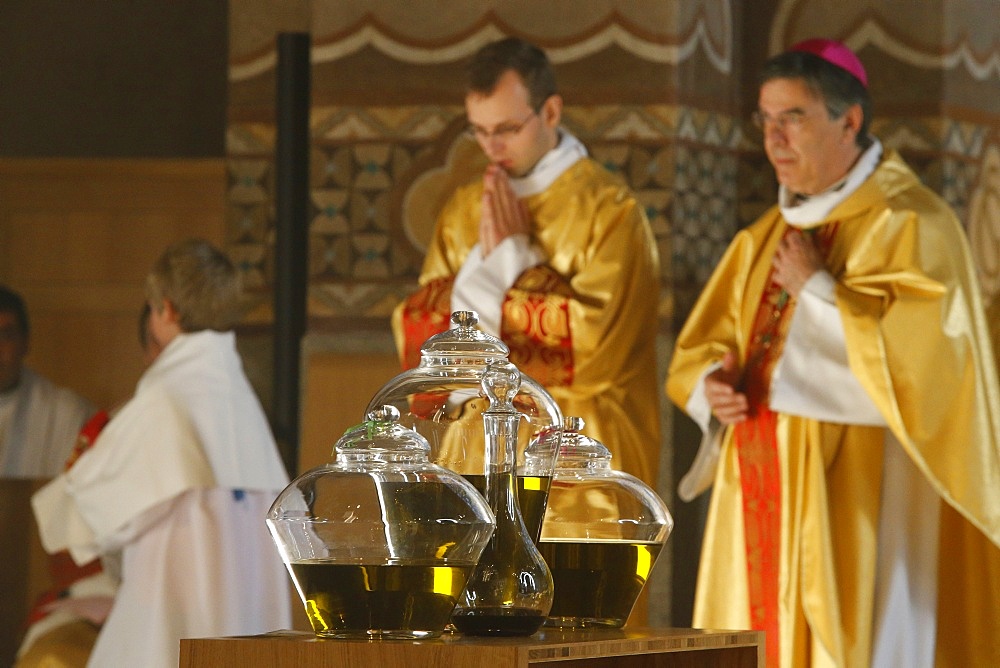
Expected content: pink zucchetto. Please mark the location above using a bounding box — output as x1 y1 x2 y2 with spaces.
789 38 868 88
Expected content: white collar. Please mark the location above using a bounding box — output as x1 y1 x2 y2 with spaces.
779 138 882 226
509 130 588 197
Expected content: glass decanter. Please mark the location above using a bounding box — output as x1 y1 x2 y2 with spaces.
367 309 562 543
449 361 554 636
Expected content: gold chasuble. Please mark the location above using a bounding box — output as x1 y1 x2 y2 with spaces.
667 151 1000 667
394 157 662 486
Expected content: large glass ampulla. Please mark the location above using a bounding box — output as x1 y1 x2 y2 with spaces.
265 406 496 640
367 310 563 540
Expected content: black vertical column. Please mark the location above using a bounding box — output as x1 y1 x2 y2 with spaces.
272 32 310 478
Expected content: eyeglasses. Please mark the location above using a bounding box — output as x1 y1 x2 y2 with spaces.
466 109 539 142
751 109 808 132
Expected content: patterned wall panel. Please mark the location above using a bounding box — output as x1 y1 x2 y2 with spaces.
225 103 743 323
229 2 735 93
227 1 999 326
768 0 999 110
667 110 742 319
226 2 742 329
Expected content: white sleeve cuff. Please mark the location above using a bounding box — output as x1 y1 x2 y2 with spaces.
677 419 723 501
451 234 545 336
771 277 886 425
32 474 101 565
802 269 836 303
685 361 722 432
676 361 725 501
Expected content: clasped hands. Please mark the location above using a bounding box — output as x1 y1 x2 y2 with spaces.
705 229 824 424
480 164 531 256
772 228 824 299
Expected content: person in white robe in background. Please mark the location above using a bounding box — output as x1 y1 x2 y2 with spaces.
0 285 93 479
32 239 291 668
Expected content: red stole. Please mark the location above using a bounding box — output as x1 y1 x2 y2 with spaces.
733 223 837 666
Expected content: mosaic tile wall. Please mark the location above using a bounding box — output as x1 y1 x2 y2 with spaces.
227 110 999 333
226 2 1000 329
225 104 745 326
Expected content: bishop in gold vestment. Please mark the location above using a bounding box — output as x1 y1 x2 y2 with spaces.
668 146 1000 666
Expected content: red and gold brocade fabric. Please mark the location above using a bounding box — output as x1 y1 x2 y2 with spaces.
395 276 453 370
502 265 574 388
733 225 838 667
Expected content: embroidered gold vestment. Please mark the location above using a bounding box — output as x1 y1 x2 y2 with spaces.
667 151 1000 667
394 157 662 485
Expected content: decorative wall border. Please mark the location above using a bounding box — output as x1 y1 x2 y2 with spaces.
230 7 734 82
226 103 745 324
770 2 1000 81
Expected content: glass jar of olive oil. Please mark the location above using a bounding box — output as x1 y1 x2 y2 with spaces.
266 405 495 639
539 417 673 629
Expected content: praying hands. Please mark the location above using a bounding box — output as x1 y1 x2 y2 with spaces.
480 164 531 256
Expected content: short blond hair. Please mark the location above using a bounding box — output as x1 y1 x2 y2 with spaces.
145 239 242 332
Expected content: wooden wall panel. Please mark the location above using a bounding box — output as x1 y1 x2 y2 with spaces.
299 349 402 473
0 158 231 657
0 158 228 411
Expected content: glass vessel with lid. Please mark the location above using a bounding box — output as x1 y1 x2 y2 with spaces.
536 416 673 629
367 310 562 539
266 405 495 639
